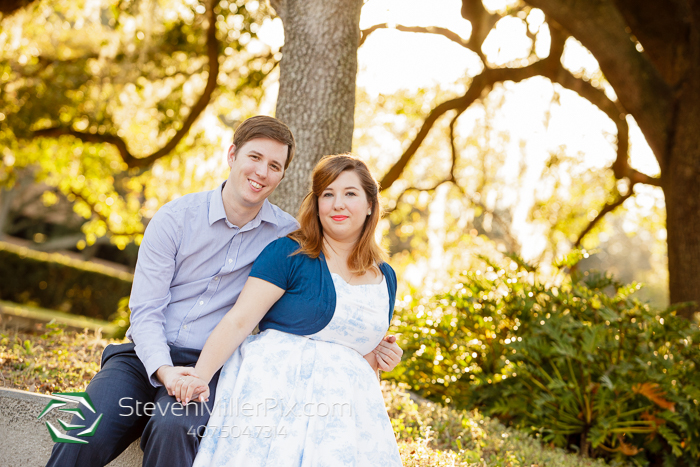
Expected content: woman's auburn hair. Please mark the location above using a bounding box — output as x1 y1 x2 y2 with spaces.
288 153 387 275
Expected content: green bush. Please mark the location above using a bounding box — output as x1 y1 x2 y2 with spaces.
382 382 608 467
388 252 700 465
0 241 132 320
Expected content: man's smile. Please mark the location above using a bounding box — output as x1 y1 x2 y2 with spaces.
249 179 264 191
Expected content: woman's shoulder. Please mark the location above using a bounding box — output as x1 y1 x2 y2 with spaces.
378 262 397 289
378 261 396 277
258 236 303 259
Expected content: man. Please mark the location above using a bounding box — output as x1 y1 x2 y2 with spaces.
46 116 403 467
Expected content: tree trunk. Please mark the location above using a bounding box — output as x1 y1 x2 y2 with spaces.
0 186 15 238
269 0 363 215
664 62 700 319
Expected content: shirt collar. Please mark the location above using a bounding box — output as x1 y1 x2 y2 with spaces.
258 198 280 226
208 182 228 226
208 181 280 228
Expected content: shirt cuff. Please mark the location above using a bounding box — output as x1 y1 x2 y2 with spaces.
142 352 174 388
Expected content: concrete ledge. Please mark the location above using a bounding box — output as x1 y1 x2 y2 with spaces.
0 388 142 467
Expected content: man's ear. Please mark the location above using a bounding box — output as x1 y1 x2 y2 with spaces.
227 144 237 166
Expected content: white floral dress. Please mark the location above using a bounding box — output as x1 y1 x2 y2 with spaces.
192 273 403 466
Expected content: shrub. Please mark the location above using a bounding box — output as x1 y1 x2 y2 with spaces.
0 241 132 320
382 382 607 467
388 252 700 465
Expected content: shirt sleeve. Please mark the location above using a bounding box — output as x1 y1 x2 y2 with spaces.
249 237 296 290
126 205 181 387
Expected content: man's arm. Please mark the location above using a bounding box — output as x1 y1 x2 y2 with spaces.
369 335 403 372
127 206 181 387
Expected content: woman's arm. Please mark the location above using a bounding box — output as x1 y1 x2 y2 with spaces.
175 277 284 403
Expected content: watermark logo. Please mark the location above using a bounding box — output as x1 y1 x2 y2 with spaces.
37 392 103 444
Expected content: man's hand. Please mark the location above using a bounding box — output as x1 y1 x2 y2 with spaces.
156 365 200 398
373 335 403 372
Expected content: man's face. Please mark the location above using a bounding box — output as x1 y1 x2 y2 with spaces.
226 137 288 209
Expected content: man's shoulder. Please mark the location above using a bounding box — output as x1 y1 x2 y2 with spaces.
266 201 299 234
145 190 213 236
161 190 211 214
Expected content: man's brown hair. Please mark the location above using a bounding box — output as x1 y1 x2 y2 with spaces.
232 116 296 169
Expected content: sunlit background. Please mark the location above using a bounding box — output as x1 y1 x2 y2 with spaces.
0 0 667 306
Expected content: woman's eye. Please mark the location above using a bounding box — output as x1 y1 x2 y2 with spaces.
322 193 333 197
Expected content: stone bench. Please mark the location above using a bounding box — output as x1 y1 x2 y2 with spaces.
0 388 143 467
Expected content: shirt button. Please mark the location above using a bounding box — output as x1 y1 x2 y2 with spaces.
214 277 219 281
228 259 233 264
183 324 188 330
200 301 204 305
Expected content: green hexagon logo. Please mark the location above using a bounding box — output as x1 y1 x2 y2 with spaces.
38 392 103 444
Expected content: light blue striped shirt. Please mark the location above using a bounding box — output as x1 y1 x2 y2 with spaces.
126 182 298 386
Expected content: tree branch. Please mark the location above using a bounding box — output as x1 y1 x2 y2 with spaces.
460 0 500 51
380 53 565 191
450 108 519 250
0 0 40 17
385 109 519 251
33 0 220 169
68 189 143 237
573 185 636 248
379 22 661 193
360 23 472 49
524 0 673 168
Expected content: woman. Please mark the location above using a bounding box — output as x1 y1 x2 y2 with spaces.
177 154 403 466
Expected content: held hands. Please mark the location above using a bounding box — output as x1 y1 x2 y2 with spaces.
373 335 403 372
174 375 210 405
156 365 210 404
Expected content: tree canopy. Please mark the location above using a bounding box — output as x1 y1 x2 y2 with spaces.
2 0 695 315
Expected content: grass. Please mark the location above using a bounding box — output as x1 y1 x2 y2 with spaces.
0 323 125 393
383 383 608 467
1 325 607 466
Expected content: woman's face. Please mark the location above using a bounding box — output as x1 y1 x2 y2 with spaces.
318 170 371 244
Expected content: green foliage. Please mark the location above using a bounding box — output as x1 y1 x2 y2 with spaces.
108 296 132 339
0 324 124 394
0 323 605 467
0 241 132 320
0 0 275 246
383 382 607 467
389 252 700 465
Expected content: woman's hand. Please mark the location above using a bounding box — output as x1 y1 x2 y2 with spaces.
373 335 403 372
157 365 200 396
174 375 210 404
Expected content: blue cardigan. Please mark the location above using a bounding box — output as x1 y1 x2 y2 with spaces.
250 236 397 336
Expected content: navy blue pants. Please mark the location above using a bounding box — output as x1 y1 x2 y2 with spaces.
45 343 221 467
